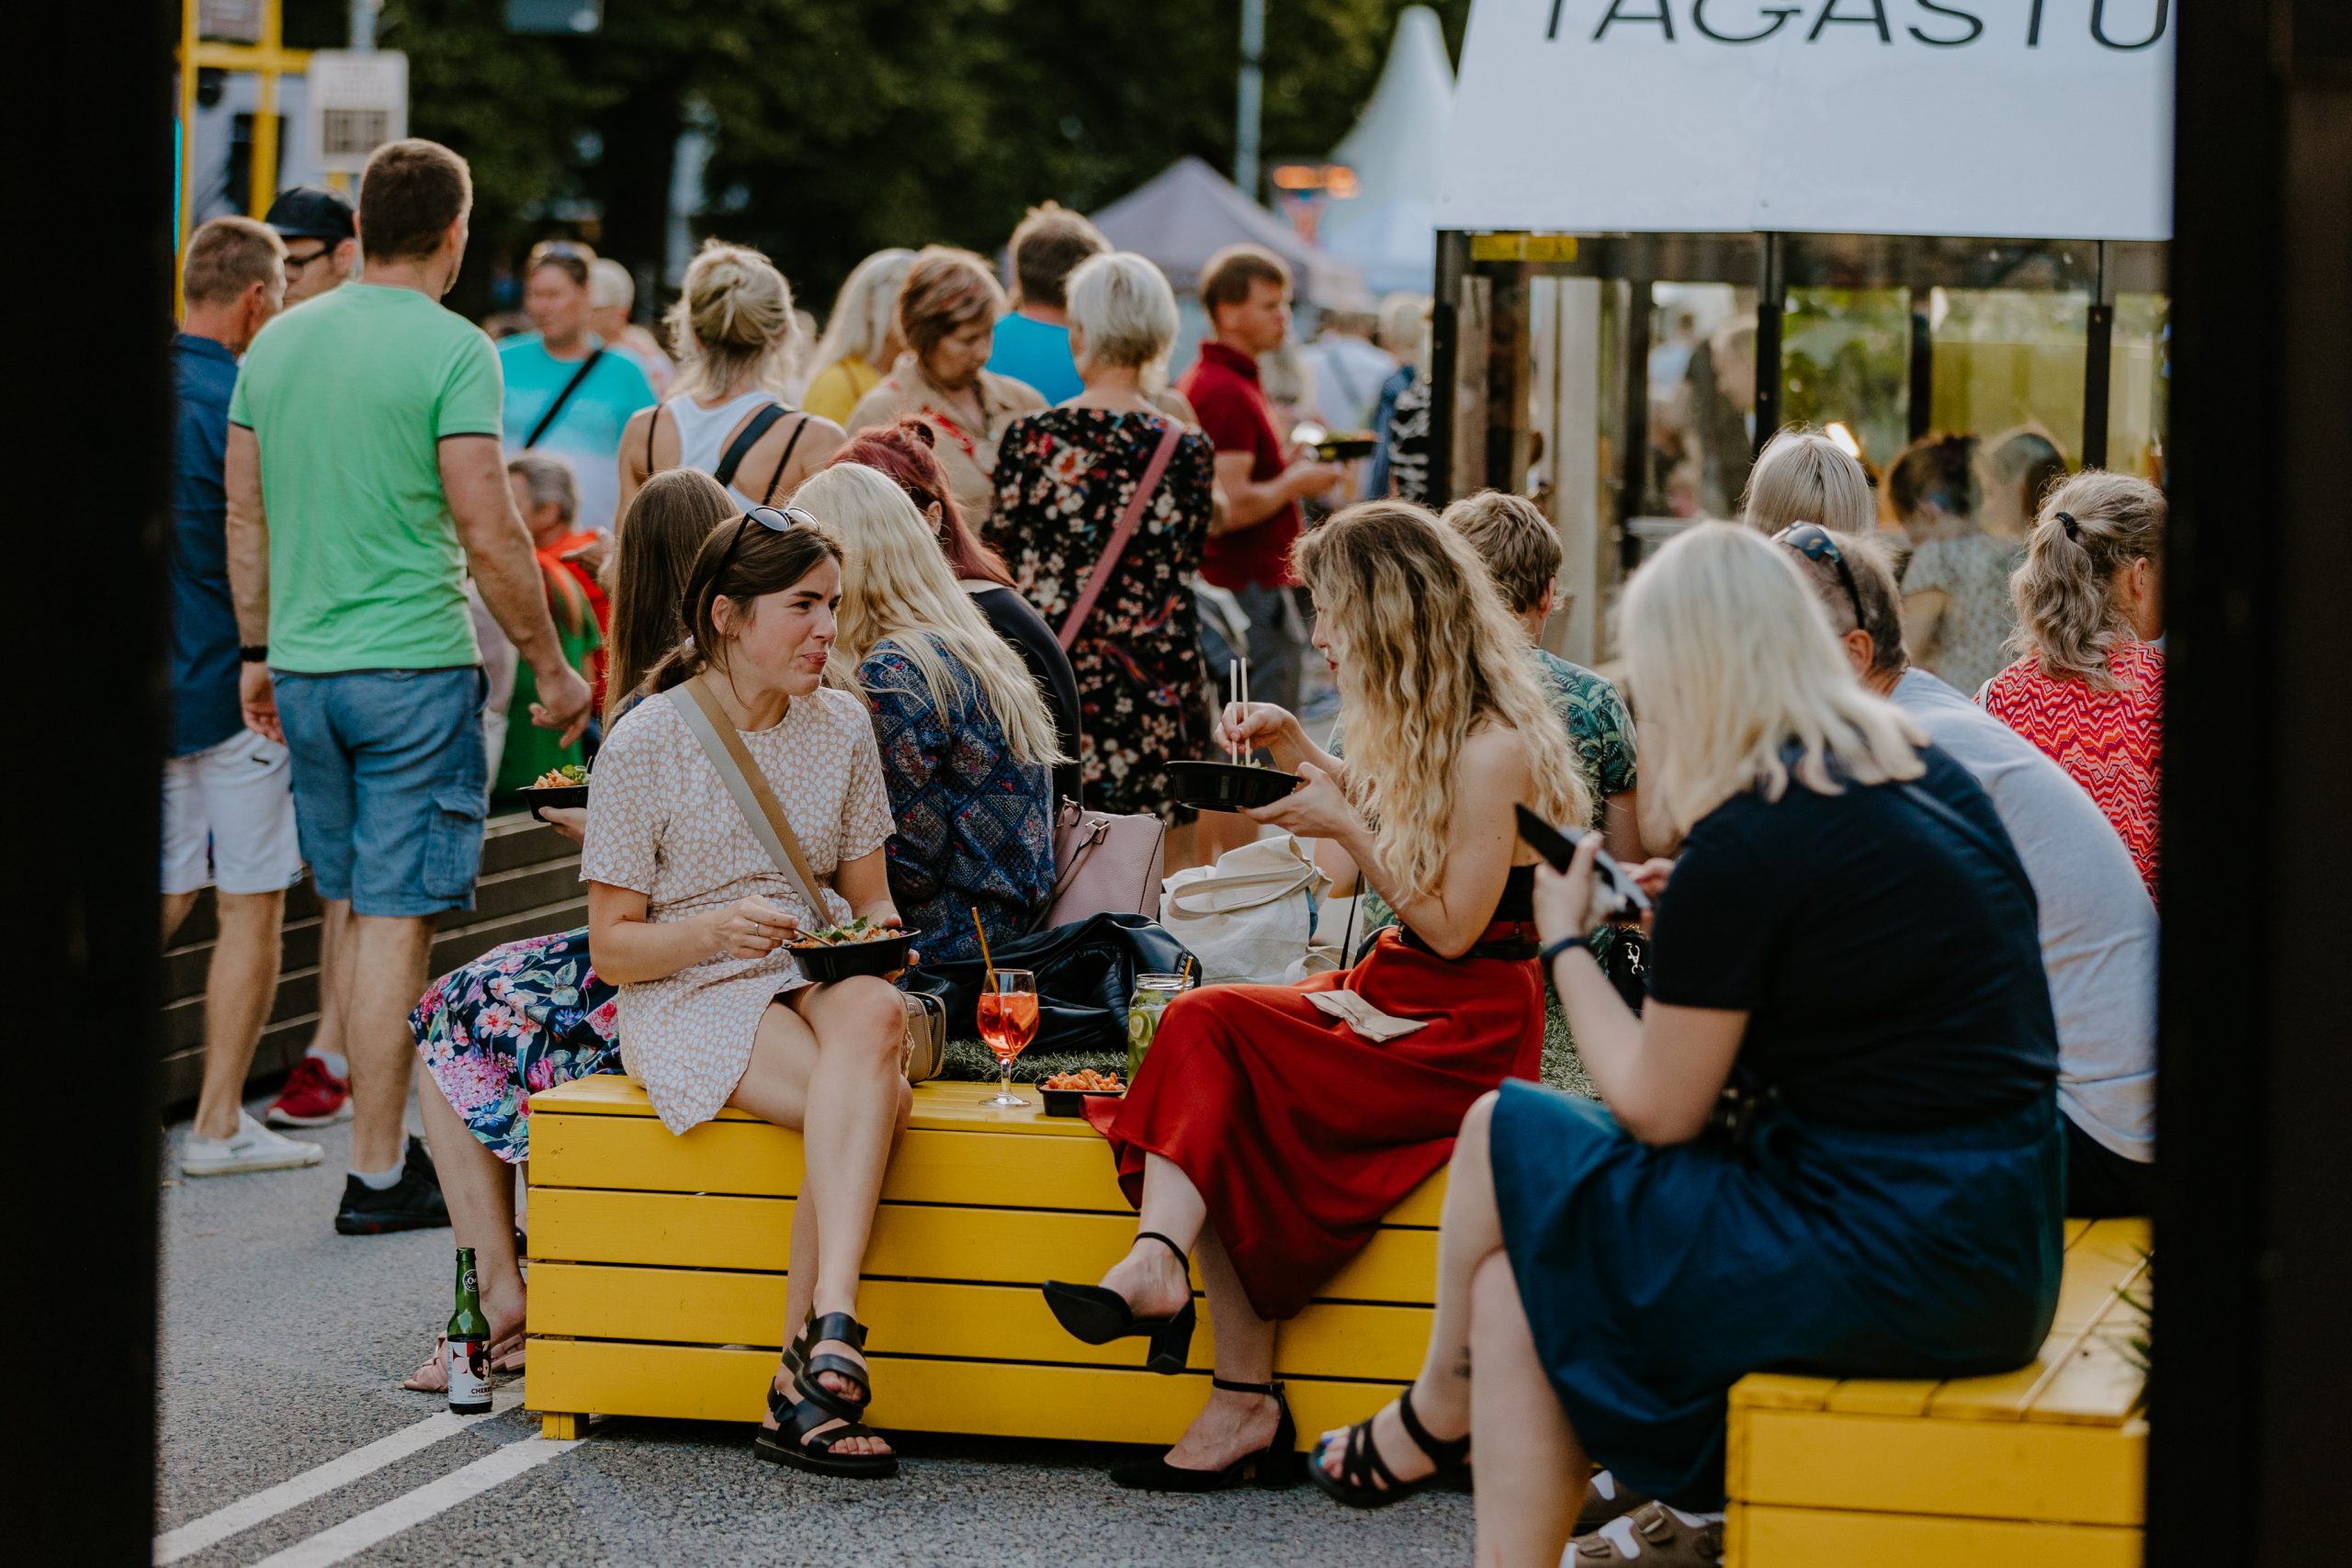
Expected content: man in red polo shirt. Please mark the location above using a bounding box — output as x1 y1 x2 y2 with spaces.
1179 245 1345 712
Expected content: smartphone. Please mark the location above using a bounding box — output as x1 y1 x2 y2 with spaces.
1514 803 1651 919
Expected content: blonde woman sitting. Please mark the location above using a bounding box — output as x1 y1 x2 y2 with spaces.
1309 524 2064 1568
790 461 1062 960
582 508 909 1479
1036 502 1591 1494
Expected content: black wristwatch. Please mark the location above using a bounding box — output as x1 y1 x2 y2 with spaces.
239 645 269 664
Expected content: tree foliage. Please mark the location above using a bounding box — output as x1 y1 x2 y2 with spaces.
286 0 1467 316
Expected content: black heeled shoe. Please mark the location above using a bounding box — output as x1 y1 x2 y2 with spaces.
1108 1378 1299 1493
1041 1231 1198 1375
1307 1385 1470 1510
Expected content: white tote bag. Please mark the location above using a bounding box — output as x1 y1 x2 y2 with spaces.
1159 835 1331 986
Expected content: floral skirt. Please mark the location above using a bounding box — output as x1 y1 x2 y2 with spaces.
411 927 620 1164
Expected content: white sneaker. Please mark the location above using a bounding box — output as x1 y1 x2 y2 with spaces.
182 1111 325 1177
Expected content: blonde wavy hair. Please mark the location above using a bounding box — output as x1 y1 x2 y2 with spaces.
2009 468 2165 689
788 463 1065 769
1623 522 1924 842
797 247 916 399
664 239 797 401
1295 503 1589 903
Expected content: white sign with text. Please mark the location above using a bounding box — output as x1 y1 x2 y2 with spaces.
1438 0 2174 239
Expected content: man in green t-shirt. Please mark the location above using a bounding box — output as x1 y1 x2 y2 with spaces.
225 138 592 1237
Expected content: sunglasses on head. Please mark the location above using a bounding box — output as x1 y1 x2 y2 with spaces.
714 505 820 574
1774 523 1867 631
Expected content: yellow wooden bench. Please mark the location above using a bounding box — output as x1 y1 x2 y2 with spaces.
1725 1216 2150 1567
526 1076 1441 1447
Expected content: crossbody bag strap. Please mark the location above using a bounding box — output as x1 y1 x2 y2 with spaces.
1899 781 2038 907
666 682 830 913
524 347 607 449
1057 420 1184 651
712 402 787 491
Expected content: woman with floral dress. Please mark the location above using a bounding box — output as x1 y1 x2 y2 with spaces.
991 253 1216 852
792 461 1061 959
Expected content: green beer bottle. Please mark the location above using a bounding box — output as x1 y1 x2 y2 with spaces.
445 1247 493 1414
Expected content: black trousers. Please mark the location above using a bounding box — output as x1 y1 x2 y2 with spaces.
2064 1114 2155 1218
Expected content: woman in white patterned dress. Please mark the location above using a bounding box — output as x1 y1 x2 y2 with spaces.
582 506 909 1479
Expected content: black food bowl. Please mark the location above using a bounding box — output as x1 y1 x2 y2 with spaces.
1041 1087 1125 1118
789 931 916 983
1314 434 1379 461
1167 759 1299 812
522 784 589 813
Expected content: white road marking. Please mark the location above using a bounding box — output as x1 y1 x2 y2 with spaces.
241 1436 582 1568
153 1389 525 1564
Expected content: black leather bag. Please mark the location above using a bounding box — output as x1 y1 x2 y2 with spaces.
906 912 1196 1056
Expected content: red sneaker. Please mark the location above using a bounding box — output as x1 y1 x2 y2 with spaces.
266 1055 353 1127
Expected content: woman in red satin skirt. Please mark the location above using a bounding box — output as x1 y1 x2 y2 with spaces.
1041 502 1593 1493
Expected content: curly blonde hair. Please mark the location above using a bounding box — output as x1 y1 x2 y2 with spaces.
2009 469 2165 689
1295 503 1589 903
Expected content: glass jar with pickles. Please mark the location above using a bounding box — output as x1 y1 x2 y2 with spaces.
1125 972 1195 1084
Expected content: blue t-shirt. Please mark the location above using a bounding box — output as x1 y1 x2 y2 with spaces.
497 333 656 533
985 313 1080 405
168 333 246 756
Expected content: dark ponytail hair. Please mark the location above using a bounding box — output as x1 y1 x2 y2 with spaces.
646 507 844 695
2009 468 2165 689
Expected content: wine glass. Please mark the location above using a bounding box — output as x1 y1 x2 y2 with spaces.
977 969 1039 1108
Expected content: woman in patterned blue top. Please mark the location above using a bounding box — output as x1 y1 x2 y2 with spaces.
793 462 1063 961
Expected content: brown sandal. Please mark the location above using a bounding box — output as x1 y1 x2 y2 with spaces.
1574 1501 1724 1566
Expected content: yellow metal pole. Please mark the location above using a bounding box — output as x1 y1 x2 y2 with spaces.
249 0 283 216
177 0 198 314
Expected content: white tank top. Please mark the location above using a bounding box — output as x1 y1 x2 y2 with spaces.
660 389 791 513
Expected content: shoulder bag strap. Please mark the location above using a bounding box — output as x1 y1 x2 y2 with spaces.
666 682 830 912
524 346 607 449
644 401 662 472
1057 421 1184 652
711 402 787 491
760 412 811 504
1898 780 2037 907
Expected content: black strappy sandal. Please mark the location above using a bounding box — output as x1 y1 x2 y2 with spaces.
1108 1377 1299 1492
785 1310 875 1422
752 1376 899 1479
1040 1231 1199 1375
1308 1385 1470 1510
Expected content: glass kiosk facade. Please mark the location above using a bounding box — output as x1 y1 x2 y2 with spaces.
1425 231 2169 663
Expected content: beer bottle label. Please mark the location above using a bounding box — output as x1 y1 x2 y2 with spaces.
446 1335 493 1410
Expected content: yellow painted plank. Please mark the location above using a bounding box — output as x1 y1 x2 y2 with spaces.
1821 1379 1940 1416
540 1413 588 1440
526 1337 1405 1450
1730 1502 2143 1568
535 1097 1445 1224
1927 1324 2141 1425
529 1190 1441 1304
1733 1406 2144 1527
535 1075 1102 1135
1726 1373 1835 1414
2063 1217 2092 1248
527 1263 1434 1382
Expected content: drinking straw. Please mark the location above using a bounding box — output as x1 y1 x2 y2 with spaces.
972 908 995 989
1227 660 1239 764
1177 954 1193 987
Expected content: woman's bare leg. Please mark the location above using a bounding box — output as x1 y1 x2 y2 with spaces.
1317 1089 1506 1486
418 1066 523 1339
727 983 910 1460
1095 1150 1205 1320
1468 1250 1585 1566
1159 1223 1284 1471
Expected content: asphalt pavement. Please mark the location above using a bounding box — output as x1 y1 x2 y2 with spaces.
156 1095 1476 1566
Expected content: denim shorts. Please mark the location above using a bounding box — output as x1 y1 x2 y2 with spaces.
273 667 490 918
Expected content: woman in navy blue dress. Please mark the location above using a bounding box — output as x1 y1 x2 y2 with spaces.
1308 523 2064 1568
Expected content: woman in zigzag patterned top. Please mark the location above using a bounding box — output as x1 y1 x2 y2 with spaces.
1979 471 2165 903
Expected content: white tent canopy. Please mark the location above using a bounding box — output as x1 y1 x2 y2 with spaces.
1437 0 2174 241
1089 155 1352 303
1317 6 1458 295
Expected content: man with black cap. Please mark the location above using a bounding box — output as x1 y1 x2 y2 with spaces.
266 186 358 308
